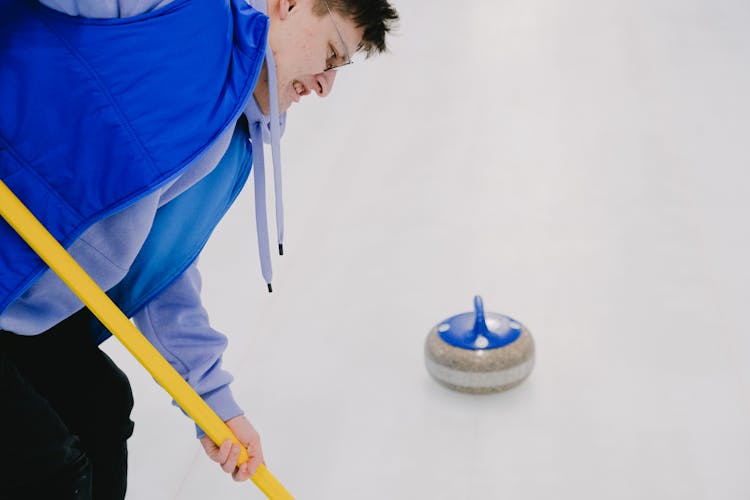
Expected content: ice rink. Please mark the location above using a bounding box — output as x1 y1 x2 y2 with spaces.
102 0 750 498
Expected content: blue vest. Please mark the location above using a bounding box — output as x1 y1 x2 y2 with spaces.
0 0 268 314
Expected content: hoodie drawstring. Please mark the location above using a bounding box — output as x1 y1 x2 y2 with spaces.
249 119 273 292
247 47 285 292
265 43 285 257
245 0 285 292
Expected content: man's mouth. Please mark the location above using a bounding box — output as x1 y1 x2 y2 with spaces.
292 80 308 102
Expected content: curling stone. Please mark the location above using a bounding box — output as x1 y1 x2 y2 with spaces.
424 296 535 394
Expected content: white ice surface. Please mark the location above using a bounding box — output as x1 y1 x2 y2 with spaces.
102 0 750 498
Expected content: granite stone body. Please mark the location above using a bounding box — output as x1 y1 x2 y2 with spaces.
424 326 535 394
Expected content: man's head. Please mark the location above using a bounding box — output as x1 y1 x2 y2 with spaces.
253 0 399 114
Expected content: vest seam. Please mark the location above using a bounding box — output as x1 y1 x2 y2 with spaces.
35 6 160 178
0 133 82 221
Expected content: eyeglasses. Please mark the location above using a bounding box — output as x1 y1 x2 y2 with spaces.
322 0 354 72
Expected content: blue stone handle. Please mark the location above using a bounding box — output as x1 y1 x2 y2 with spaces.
437 295 522 350
473 295 489 337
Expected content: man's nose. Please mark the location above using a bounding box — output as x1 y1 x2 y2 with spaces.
312 70 337 97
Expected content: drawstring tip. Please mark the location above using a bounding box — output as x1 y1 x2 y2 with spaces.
278 244 284 256
267 283 273 293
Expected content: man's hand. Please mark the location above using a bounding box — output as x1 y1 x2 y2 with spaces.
199 415 264 481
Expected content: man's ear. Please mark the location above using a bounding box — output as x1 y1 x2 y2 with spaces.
278 0 296 20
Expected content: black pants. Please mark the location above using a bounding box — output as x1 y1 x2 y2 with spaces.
0 308 134 499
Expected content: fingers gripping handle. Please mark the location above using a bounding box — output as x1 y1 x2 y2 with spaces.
0 180 294 499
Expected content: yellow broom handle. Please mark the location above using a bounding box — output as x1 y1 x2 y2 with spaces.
0 180 293 499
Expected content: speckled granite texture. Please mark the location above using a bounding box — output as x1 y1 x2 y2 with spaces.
424 327 535 394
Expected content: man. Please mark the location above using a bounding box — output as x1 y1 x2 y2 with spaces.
0 0 398 498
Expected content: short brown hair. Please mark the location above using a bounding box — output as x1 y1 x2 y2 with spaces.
314 0 399 56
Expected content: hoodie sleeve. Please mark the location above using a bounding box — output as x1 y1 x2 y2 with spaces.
132 259 244 437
